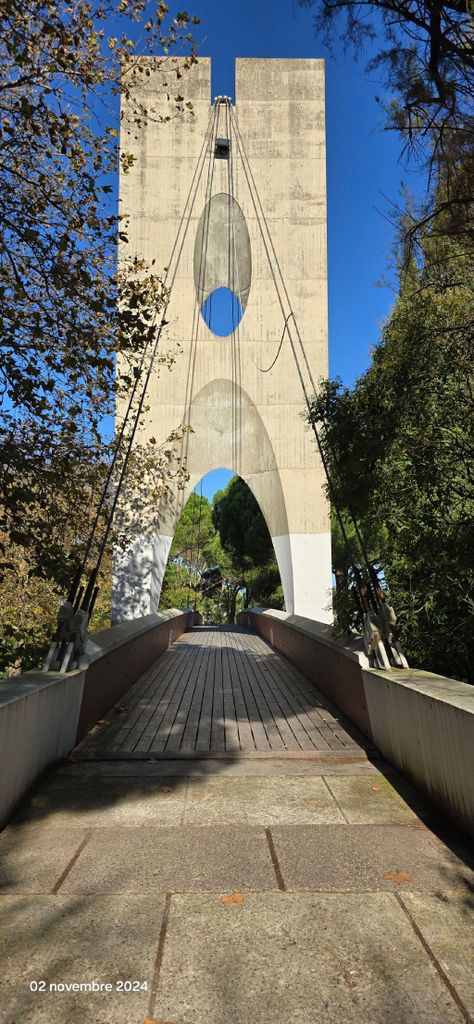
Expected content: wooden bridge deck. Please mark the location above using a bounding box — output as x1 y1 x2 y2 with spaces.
76 626 365 758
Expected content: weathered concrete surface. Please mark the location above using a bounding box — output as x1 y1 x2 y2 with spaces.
0 826 88 894
11 774 188 828
362 665 474 840
114 57 332 623
155 893 466 1024
1 762 473 1023
323 774 423 824
241 608 474 839
0 895 165 1024
184 775 345 825
59 826 277 895
0 609 193 830
271 824 474 893
399 892 474 1018
0 668 85 830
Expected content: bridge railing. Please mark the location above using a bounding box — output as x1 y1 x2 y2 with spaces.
237 608 474 839
0 608 195 828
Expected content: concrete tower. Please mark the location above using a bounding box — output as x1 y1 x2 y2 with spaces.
113 57 332 624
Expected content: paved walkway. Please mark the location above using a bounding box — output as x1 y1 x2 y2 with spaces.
1 629 473 1024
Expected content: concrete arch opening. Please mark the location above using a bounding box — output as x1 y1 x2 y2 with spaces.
112 377 331 623
159 468 285 623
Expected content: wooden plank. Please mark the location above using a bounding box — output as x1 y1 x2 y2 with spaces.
73 625 366 761
227 627 269 750
119 637 200 751
178 629 214 752
157 630 211 752
244 641 303 751
98 644 191 753
122 633 201 753
251 635 357 751
244 633 326 751
230 629 276 750
221 633 241 752
211 634 226 751
134 645 198 752
245 633 335 751
226 629 255 751
260 650 346 751
195 630 217 752
77 650 178 752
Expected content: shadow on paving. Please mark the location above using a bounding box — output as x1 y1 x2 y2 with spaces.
1 625 474 1023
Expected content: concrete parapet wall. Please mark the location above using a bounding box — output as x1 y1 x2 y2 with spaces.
237 607 372 738
0 670 86 829
362 667 474 839
0 609 192 828
239 608 474 837
77 607 193 741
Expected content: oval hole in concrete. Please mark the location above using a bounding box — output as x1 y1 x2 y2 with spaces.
201 286 244 337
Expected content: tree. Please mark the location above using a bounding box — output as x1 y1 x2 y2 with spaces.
299 0 474 266
212 476 283 616
160 493 217 612
0 0 199 670
309 250 474 682
159 477 284 623
213 477 274 568
299 0 473 680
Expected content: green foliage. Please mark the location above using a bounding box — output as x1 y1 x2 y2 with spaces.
300 0 474 680
213 476 283 613
0 0 199 670
160 477 284 623
298 0 474 268
310 269 474 681
213 476 274 569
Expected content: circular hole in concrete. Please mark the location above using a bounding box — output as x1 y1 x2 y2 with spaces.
200 286 244 337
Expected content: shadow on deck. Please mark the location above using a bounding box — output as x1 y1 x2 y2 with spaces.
73 625 371 762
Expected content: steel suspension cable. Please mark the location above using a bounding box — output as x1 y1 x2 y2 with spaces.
228 101 381 615
228 102 379 616
179 101 219 483
68 104 218 617
194 479 204 612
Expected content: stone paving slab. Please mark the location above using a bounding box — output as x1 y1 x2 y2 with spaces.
0 894 164 1024
58 757 384 777
11 776 188 828
153 892 465 1024
324 774 424 824
271 824 474 892
184 775 345 825
399 891 474 1017
0 827 87 894
61 826 277 894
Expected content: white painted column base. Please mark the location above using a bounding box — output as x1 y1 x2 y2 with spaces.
111 534 172 624
273 532 333 624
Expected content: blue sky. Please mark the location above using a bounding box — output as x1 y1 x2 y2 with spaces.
188 0 425 385
184 0 426 498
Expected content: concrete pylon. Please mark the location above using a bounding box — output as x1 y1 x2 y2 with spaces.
113 57 333 624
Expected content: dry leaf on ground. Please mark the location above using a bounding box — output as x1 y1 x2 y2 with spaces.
384 870 413 883
220 892 246 905
143 1018 175 1023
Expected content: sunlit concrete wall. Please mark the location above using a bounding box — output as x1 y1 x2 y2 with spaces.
239 608 474 838
113 57 332 624
0 609 192 828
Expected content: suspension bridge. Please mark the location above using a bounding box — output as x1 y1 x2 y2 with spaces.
0 58 473 1024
